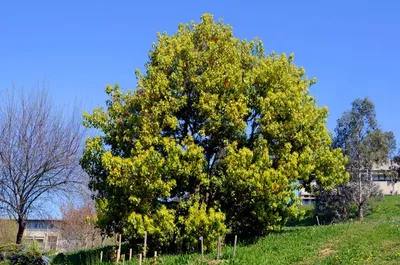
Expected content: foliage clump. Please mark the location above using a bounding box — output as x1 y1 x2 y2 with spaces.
0 242 48 265
81 13 347 250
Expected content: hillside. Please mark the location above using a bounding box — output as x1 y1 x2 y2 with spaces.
135 196 400 265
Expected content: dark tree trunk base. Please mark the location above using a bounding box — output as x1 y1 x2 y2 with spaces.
16 216 26 244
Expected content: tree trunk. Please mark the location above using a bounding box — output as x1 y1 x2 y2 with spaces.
91 232 95 248
101 234 105 247
358 171 364 221
358 205 364 221
16 216 26 244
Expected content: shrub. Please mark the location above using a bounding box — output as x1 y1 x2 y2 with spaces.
0 241 47 265
314 184 383 224
51 245 121 265
178 202 227 252
0 244 22 260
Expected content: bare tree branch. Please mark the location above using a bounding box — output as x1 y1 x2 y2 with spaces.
0 87 86 244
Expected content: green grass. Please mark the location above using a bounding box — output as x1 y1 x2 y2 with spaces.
104 196 400 265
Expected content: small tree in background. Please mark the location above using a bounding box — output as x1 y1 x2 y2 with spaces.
316 98 396 222
0 87 85 244
57 198 101 251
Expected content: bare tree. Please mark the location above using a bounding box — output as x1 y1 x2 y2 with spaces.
57 198 101 251
0 88 85 244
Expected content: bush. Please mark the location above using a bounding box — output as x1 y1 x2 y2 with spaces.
286 204 315 227
0 244 22 260
178 202 227 252
51 245 123 265
314 184 383 224
0 242 47 265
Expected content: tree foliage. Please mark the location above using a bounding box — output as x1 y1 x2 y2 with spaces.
316 98 395 221
81 14 347 250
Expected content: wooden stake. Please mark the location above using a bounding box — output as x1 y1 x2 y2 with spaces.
116 234 122 263
316 215 320 226
199 236 204 260
219 236 222 258
143 231 147 260
139 254 142 265
122 254 125 265
233 235 237 257
154 251 157 263
100 251 103 262
216 236 222 260
129 248 132 260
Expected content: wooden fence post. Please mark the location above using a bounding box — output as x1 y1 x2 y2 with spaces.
129 248 132 260
233 235 237 257
216 236 222 260
199 236 204 260
139 254 142 265
116 234 122 263
143 231 147 261
100 251 103 262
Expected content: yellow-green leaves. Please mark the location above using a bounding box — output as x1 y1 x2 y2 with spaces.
126 206 176 247
179 201 227 252
81 13 347 249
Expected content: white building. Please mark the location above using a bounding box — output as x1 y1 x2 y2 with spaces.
299 161 400 205
371 161 400 195
24 219 61 251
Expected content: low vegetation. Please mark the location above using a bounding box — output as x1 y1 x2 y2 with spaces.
43 196 400 265
135 197 400 264
0 241 49 265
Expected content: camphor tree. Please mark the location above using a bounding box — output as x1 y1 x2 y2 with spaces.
81 14 347 250
0 88 85 244
319 98 396 221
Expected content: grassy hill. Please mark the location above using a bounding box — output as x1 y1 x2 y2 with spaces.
121 196 400 265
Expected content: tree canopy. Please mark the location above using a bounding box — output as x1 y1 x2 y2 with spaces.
81 14 347 250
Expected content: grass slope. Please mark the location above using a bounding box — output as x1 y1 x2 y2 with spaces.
111 196 400 265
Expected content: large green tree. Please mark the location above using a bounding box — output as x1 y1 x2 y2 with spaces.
81 14 347 250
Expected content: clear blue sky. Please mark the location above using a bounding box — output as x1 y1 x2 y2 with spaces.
1 1 400 143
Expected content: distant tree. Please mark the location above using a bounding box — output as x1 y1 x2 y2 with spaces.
0 88 85 244
57 198 101 251
81 13 348 249
317 98 396 221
